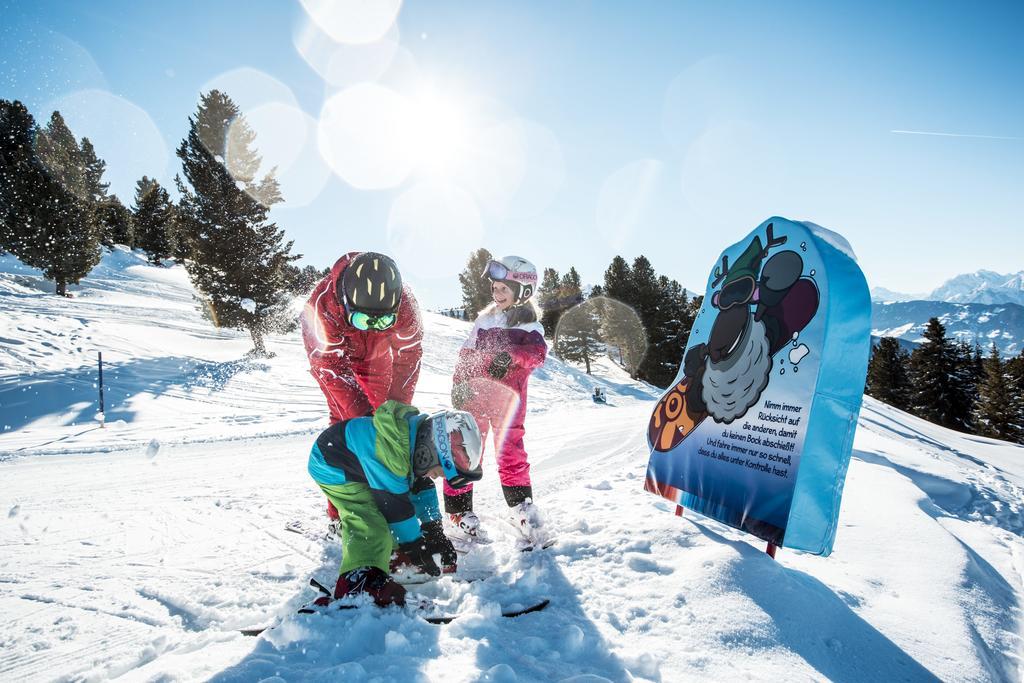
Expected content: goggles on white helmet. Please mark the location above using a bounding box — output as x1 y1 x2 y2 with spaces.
482 255 538 305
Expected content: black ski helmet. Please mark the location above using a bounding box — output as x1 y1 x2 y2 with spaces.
338 252 403 314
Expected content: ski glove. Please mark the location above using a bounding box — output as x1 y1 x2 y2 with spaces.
487 351 513 379
397 537 441 577
451 381 475 410
421 519 458 571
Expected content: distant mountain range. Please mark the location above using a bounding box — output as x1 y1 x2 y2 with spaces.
872 270 1024 306
872 301 1023 356
869 270 1023 356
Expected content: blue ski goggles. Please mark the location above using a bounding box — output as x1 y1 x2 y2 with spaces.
481 259 510 281
348 310 397 331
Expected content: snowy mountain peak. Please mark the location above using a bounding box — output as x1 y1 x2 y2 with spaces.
928 269 1024 306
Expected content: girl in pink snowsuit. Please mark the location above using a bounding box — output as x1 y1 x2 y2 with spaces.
446 255 548 546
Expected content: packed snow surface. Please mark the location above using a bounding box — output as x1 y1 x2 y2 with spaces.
2 250 1022 681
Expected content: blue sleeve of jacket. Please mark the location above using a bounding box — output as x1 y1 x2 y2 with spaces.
369 489 420 543
410 476 441 523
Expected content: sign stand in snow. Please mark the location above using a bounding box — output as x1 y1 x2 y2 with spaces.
645 217 872 556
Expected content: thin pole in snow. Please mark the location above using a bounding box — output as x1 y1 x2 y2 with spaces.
766 542 777 559
98 351 105 429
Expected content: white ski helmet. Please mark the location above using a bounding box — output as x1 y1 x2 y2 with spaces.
482 255 537 305
417 410 483 488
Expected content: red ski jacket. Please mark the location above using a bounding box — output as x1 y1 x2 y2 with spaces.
301 253 423 423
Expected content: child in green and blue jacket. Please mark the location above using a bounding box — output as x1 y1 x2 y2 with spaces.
307 400 483 607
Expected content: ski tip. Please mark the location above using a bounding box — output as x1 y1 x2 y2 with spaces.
520 538 557 552
503 598 550 618
240 626 269 637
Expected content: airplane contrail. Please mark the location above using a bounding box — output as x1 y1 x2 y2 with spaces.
890 129 1023 141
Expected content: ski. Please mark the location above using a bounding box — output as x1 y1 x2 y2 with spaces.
240 579 548 636
421 598 550 625
284 519 339 543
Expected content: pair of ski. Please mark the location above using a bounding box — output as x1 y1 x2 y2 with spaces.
240 577 549 636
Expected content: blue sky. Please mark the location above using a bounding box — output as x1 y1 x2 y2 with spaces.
2 0 1022 308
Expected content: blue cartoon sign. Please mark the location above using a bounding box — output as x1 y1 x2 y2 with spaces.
644 217 870 555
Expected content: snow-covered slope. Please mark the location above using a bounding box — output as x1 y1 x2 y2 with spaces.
1 252 1022 682
0 249 653 457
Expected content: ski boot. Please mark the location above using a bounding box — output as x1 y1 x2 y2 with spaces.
314 566 406 608
508 499 552 551
390 546 429 583
447 510 491 544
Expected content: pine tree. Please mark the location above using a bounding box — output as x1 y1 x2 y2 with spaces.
600 256 637 372
866 337 912 411
96 196 134 248
458 248 493 320
1006 351 1024 443
554 299 602 374
31 111 102 295
642 276 692 387
176 90 300 356
909 318 974 432
0 100 47 261
629 256 659 327
974 345 1022 442
603 256 632 303
951 340 979 432
79 138 109 204
282 263 330 296
132 176 177 263
538 267 562 337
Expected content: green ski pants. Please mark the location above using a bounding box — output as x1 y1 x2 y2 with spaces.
318 482 395 574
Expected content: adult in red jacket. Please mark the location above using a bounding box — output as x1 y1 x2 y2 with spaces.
301 251 423 519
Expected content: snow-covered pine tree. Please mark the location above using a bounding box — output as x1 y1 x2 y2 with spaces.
96 196 134 248
31 111 102 295
973 345 1022 442
909 317 974 432
458 248 493 320
866 337 912 411
538 267 562 338
132 176 177 264
175 90 299 357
